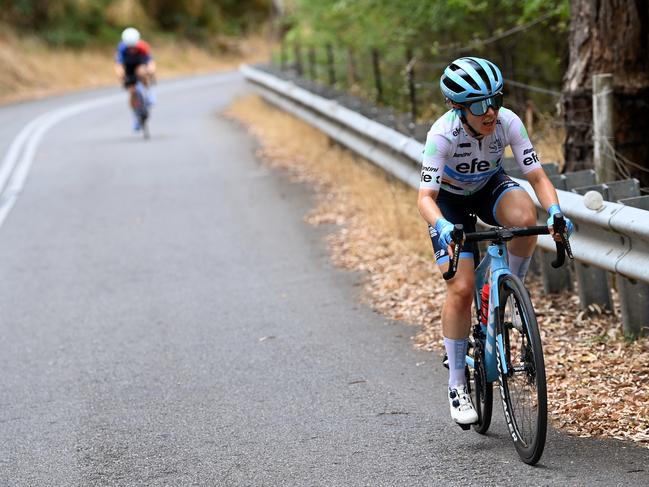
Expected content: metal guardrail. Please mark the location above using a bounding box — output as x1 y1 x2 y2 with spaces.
241 64 649 335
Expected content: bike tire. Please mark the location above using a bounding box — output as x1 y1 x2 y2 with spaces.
495 274 547 465
141 117 150 139
135 85 150 140
469 338 493 434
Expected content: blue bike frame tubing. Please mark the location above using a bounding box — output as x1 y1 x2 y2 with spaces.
135 82 147 110
466 242 511 383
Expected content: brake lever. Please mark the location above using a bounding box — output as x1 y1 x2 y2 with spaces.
550 213 573 268
442 225 465 280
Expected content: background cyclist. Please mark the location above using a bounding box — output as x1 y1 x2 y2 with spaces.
416 57 574 427
115 27 156 130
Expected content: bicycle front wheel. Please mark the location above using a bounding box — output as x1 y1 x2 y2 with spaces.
495 274 547 465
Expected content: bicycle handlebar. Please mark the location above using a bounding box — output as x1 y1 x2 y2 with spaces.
442 215 574 281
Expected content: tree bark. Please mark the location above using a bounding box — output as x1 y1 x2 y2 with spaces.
563 0 649 186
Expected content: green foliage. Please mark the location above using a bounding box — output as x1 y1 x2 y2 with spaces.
139 0 271 39
0 0 272 46
0 0 111 46
288 0 568 51
284 0 570 116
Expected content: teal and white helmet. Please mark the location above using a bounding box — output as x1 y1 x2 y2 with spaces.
440 57 503 104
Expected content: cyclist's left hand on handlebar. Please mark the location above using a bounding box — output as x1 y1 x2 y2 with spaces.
546 204 573 240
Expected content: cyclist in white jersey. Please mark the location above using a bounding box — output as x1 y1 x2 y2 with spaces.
417 57 574 427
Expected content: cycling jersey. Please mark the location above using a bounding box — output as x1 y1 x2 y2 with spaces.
115 40 152 67
420 107 541 195
429 168 523 264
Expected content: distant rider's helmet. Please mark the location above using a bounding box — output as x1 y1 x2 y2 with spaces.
440 57 503 105
121 27 140 47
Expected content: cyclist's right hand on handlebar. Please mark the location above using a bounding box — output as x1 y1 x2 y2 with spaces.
435 217 455 250
546 204 574 240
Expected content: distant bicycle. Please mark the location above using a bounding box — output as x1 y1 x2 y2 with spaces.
128 75 154 140
443 214 573 465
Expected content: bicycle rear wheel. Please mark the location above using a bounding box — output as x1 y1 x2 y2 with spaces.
141 116 150 139
495 274 547 465
468 335 493 434
135 84 150 140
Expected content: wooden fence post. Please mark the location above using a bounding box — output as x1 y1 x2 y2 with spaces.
592 73 616 182
405 48 417 125
326 44 336 86
371 48 383 104
280 39 286 71
293 43 303 76
347 47 358 87
308 47 317 80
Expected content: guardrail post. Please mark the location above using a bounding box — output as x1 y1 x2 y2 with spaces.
603 179 640 201
563 169 597 189
507 162 558 179
371 48 383 104
616 194 649 338
529 163 571 293
535 168 598 294
571 184 614 310
537 247 574 294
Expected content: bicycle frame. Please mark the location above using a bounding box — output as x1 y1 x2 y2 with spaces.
466 242 511 382
134 81 148 118
133 80 151 138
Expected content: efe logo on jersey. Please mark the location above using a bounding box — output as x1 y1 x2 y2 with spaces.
523 151 539 166
456 158 491 174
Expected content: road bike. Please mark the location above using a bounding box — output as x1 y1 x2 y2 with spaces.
443 214 573 465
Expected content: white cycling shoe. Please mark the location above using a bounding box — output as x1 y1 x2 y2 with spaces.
448 385 478 425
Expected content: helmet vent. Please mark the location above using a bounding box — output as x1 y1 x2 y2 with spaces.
442 77 464 94
476 69 491 90
461 72 481 91
485 63 500 86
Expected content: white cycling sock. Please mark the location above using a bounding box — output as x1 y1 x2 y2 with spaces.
444 336 468 388
508 252 532 281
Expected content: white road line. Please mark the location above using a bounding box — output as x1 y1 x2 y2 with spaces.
0 95 121 227
0 72 241 229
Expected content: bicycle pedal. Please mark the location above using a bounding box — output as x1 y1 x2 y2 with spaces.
457 423 471 431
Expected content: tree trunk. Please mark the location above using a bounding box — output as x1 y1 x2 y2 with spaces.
562 0 649 187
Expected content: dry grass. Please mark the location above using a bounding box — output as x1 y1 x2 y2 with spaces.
226 94 649 448
532 114 567 169
0 27 272 104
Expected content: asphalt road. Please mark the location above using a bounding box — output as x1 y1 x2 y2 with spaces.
0 71 647 486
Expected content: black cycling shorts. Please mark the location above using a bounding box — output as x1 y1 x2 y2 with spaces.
123 63 142 87
428 168 526 265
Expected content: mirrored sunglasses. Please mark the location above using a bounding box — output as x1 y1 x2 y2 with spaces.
463 93 504 116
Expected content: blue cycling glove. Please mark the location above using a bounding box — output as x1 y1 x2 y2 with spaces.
435 217 455 249
546 204 574 237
